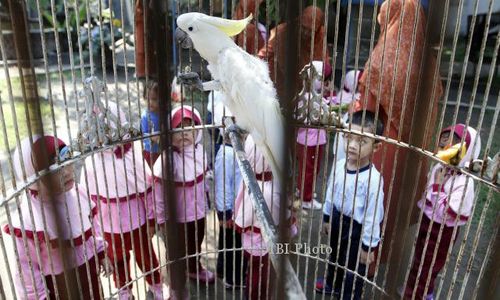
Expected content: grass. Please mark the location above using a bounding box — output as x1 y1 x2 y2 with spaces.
472 185 500 233
0 97 61 153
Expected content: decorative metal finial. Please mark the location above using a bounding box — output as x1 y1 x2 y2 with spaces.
72 76 139 154
294 64 344 127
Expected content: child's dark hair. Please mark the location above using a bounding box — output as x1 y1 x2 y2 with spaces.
144 80 158 99
348 111 384 137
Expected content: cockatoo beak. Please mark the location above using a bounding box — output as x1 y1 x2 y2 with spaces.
175 27 193 49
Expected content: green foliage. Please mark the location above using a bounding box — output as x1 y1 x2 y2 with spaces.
28 0 87 31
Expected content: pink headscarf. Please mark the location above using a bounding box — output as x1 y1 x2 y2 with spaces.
440 124 481 168
153 105 207 183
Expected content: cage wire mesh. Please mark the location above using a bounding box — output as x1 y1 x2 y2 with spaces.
0 0 498 299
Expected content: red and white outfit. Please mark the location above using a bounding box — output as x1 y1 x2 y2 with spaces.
150 105 213 284
405 124 481 300
3 136 106 300
295 61 332 207
234 135 297 300
81 102 164 299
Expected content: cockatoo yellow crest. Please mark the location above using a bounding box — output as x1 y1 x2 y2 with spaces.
203 14 253 37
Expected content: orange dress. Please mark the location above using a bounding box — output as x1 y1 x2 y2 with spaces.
353 0 443 265
134 0 156 78
259 6 330 102
233 0 266 56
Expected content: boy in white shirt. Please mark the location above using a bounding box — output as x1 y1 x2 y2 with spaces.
316 111 385 299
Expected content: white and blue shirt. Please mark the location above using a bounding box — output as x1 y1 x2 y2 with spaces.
140 110 160 153
215 144 242 220
323 159 384 249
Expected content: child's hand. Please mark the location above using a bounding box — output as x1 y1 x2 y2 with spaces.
359 249 375 265
322 222 330 235
100 257 114 277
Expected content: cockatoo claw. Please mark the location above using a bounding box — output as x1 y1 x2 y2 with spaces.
178 72 204 91
225 124 247 139
223 117 247 140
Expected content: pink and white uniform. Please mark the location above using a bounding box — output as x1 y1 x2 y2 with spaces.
80 102 163 296
150 105 213 284
4 136 106 300
151 105 208 223
417 125 481 226
82 102 155 233
234 135 297 257
405 124 481 299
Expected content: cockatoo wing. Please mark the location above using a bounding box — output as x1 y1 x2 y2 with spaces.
211 47 285 178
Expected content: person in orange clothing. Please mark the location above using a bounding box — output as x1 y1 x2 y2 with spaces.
135 0 156 79
351 0 443 272
259 5 330 103
233 0 266 55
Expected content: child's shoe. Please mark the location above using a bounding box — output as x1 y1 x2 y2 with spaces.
118 288 135 300
147 283 170 300
188 267 215 284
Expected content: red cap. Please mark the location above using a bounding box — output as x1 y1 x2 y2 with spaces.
31 136 67 171
171 107 201 129
441 124 471 148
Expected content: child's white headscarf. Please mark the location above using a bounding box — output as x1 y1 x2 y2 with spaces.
12 135 41 191
459 126 481 168
334 70 362 105
8 136 94 241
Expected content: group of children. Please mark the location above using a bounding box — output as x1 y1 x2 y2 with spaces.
4 8 482 297
3 69 482 300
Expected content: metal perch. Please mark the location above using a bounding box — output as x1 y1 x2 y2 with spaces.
224 117 307 299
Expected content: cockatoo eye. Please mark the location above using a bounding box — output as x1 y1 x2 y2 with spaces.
188 26 193 31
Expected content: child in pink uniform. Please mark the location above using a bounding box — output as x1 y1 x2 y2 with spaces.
151 105 214 284
234 135 297 300
331 69 362 162
404 124 481 300
81 101 167 300
4 135 112 300
296 61 332 210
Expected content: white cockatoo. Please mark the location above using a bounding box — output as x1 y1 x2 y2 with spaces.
176 12 285 180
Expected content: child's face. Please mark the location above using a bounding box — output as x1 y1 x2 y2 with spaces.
438 131 461 150
39 163 75 195
343 124 379 166
171 119 195 149
147 88 160 112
